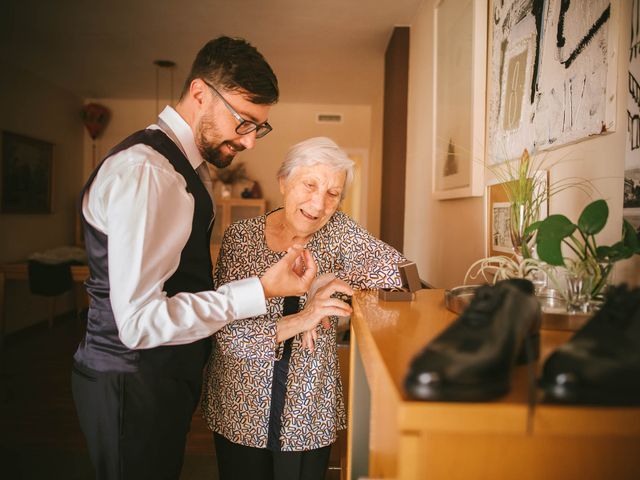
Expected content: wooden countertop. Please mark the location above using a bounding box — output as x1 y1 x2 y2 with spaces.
351 288 640 437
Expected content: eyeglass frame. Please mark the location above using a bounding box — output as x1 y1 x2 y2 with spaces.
201 79 273 139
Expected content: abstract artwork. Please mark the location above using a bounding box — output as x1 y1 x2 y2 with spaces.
488 0 617 163
626 0 640 234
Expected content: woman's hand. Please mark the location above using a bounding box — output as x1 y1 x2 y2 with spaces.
260 245 318 298
276 277 353 345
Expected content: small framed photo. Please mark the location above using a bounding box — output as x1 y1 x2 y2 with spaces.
1 131 54 214
491 202 513 254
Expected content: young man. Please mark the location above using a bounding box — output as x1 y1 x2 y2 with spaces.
72 36 350 479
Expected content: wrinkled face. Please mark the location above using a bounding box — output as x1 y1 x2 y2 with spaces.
195 86 270 168
280 164 346 238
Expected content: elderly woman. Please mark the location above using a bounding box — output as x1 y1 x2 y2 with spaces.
201 137 405 480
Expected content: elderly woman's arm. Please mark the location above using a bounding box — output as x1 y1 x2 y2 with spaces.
213 222 352 359
333 212 406 288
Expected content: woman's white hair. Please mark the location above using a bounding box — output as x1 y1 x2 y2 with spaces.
276 137 354 200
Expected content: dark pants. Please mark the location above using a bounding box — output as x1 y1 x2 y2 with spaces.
214 433 332 480
72 362 201 480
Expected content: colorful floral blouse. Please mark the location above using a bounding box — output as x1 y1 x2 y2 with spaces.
201 210 405 451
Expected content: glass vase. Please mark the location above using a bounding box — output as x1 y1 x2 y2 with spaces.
590 261 614 302
564 271 593 314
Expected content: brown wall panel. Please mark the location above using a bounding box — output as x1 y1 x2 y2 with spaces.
380 27 409 253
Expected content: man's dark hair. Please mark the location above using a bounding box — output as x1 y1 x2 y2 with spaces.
181 36 279 104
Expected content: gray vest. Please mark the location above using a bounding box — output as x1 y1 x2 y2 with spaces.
74 129 214 381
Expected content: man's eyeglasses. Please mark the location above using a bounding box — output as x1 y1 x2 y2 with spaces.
202 79 272 139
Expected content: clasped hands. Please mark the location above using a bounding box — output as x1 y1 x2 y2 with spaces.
260 245 353 351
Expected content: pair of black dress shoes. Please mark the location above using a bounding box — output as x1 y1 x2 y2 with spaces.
404 279 640 406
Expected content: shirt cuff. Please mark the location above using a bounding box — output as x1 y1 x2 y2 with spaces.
224 276 267 319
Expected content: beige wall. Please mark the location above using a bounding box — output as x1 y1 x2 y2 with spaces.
404 1 484 288
0 62 84 332
404 0 639 289
83 99 379 229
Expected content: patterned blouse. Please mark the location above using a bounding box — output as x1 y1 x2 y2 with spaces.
201 210 405 451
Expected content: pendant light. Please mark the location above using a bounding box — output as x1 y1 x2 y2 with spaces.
153 59 176 117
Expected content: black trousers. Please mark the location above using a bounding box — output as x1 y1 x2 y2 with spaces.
71 362 201 480
214 433 332 480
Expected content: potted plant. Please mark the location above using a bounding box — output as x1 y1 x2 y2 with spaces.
531 199 640 304
465 149 591 286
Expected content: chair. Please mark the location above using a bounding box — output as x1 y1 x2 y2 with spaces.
27 260 74 329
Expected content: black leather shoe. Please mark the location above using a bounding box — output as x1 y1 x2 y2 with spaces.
540 284 640 406
404 279 541 402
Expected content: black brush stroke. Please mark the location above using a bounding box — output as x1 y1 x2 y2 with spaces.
560 4 611 69
530 0 545 104
630 72 640 110
632 0 640 61
556 0 570 48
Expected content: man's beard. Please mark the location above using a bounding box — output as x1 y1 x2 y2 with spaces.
196 117 245 169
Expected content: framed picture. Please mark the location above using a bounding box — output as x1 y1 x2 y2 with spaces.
485 172 549 258
1 131 54 214
432 0 487 199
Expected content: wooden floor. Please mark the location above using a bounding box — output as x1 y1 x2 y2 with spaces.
0 313 346 479
0 313 217 479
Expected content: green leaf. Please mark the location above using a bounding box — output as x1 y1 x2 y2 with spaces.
597 242 634 262
622 219 640 253
577 199 608 235
537 215 576 240
535 215 575 266
524 220 542 236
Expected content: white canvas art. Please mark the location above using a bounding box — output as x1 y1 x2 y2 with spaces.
488 0 617 162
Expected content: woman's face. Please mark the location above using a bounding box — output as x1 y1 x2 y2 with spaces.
279 164 346 238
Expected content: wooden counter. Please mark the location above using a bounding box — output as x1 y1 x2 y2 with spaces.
347 289 640 480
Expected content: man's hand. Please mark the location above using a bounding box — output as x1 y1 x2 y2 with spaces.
260 245 318 298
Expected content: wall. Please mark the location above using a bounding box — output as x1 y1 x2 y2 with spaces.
83 99 378 229
404 0 639 289
0 62 84 333
404 1 484 288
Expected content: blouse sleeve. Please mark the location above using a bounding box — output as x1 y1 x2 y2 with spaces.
332 212 406 289
213 221 282 361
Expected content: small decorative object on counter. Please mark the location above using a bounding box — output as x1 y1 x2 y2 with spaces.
378 261 422 301
213 162 249 198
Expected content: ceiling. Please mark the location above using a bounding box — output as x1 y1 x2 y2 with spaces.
0 0 421 105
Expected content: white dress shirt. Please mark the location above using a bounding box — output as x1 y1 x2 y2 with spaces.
82 106 267 349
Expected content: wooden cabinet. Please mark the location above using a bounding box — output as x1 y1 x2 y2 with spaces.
347 289 640 480
210 197 267 263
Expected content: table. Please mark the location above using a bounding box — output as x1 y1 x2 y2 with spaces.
347 289 640 480
0 262 89 349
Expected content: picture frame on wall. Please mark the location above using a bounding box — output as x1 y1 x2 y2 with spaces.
1 131 54 214
432 0 487 199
